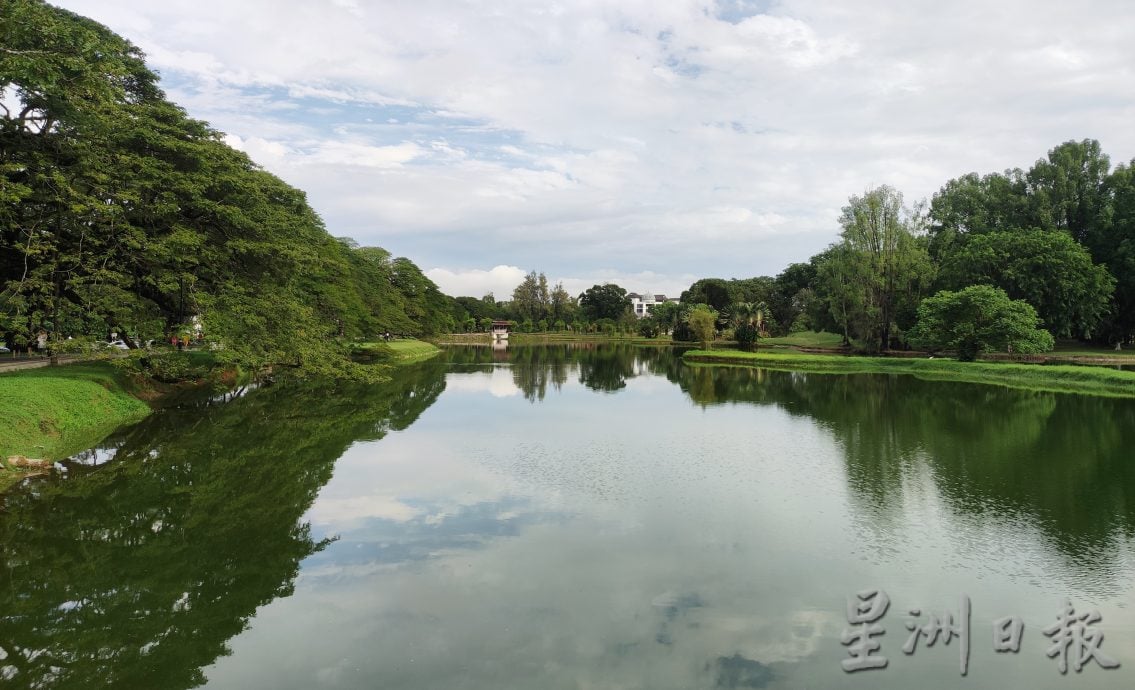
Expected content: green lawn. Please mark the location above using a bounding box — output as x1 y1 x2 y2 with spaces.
0 363 152 490
759 331 846 349
354 339 441 363
682 349 1135 399
1049 340 1135 359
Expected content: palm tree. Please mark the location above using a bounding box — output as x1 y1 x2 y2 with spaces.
729 301 769 334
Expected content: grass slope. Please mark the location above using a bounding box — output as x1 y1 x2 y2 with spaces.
682 349 1135 398
354 338 441 363
0 363 151 490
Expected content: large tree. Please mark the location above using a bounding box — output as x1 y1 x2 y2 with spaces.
908 285 1055 361
549 281 575 324
1097 161 1135 346
0 1 457 374
680 278 733 312
579 283 629 321
1026 139 1111 249
510 271 549 323
770 262 816 335
827 186 935 351
936 228 1114 339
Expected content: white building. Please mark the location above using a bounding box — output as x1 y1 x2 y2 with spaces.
627 292 680 318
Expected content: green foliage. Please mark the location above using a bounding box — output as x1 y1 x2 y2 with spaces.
734 322 759 351
834 185 936 351
927 139 1135 346
647 300 681 334
686 304 718 348
637 319 660 338
0 2 451 378
1097 161 1135 345
681 279 733 312
936 229 1115 338
511 271 550 323
770 263 816 336
908 285 1055 361
594 317 617 335
579 283 629 321
113 350 211 383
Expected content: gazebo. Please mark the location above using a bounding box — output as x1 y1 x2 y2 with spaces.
491 320 511 341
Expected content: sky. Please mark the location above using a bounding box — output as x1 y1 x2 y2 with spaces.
53 0 1135 299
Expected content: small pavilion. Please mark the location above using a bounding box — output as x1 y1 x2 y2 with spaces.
491 320 511 340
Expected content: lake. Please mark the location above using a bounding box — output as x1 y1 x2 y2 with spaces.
2 343 1135 689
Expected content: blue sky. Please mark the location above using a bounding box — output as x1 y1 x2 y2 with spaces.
54 0 1135 298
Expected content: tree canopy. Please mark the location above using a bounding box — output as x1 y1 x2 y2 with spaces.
579 283 629 322
908 285 1055 361
0 0 454 375
936 228 1114 339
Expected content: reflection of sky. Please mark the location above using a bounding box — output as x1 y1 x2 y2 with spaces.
204 365 1135 689
443 369 523 398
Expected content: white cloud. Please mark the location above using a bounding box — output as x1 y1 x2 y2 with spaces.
50 0 1135 283
444 371 523 398
307 141 423 168
425 265 528 298
426 264 697 300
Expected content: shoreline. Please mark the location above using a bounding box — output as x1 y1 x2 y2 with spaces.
0 340 440 493
1 363 153 492
682 349 1135 399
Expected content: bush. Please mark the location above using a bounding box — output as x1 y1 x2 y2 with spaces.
734 323 759 351
637 320 660 338
687 305 718 348
672 321 696 342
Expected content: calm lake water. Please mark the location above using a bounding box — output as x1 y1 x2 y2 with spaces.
3 344 1135 689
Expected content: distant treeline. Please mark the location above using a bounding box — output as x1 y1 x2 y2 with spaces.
0 1 454 375
672 138 1135 352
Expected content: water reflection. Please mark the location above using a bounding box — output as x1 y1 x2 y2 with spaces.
3 345 1135 689
0 359 447 689
677 363 1135 579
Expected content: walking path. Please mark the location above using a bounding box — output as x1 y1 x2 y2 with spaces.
0 356 81 373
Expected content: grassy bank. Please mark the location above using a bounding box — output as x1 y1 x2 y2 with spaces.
0 341 436 493
682 349 1135 399
0 363 152 491
759 331 847 349
353 338 441 363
